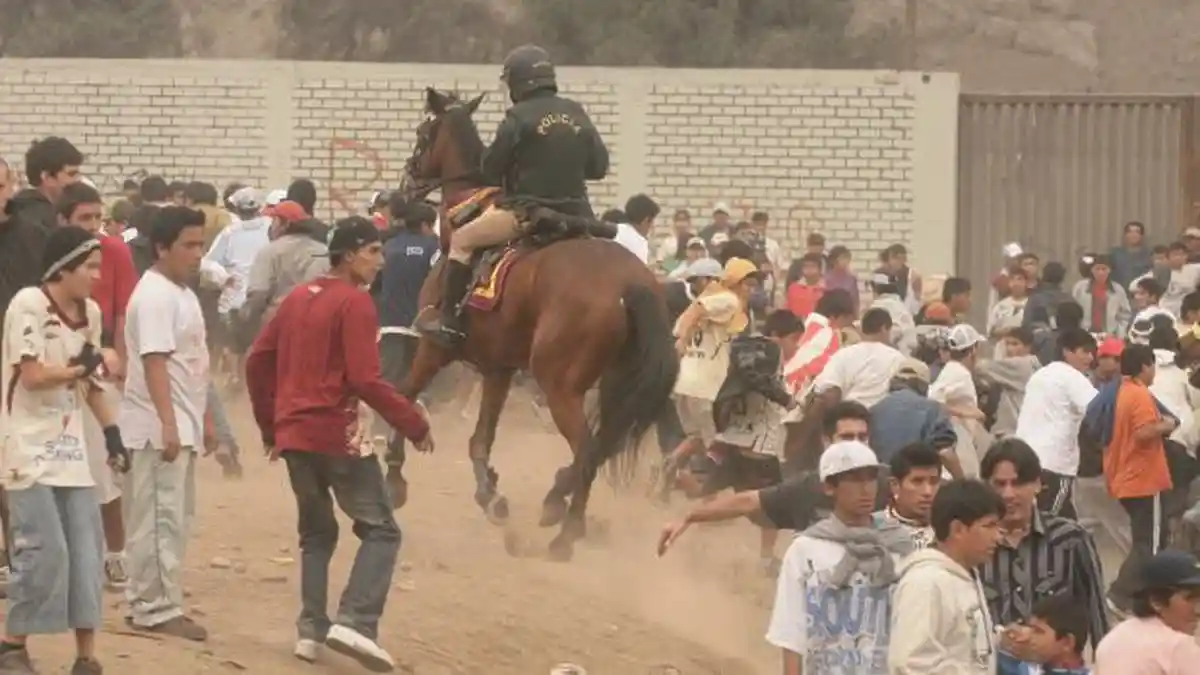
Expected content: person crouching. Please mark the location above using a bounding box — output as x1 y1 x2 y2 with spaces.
245 217 434 672
684 310 798 572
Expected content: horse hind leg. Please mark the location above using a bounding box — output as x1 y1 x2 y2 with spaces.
470 370 514 524
538 388 591 529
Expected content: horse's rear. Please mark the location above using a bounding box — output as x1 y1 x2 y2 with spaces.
411 227 677 559
503 239 678 557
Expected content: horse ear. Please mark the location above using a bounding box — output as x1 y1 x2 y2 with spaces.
466 93 485 114
425 86 447 114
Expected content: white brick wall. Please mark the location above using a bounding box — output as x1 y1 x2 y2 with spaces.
0 60 959 272
645 82 915 264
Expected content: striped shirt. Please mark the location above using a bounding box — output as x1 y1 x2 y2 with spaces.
978 509 1110 649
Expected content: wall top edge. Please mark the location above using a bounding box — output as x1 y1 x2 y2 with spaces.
0 58 959 89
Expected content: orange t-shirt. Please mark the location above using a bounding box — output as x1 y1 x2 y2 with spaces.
1104 378 1172 500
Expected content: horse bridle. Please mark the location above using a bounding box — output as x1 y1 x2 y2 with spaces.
400 106 482 201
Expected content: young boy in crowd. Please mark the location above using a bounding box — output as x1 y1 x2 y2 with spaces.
684 309 800 571
889 479 1005 674
978 326 1040 439
785 253 825 320
768 441 914 673
1002 593 1091 675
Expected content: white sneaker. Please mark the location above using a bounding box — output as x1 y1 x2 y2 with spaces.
104 553 129 590
293 638 322 663
325 624 394 672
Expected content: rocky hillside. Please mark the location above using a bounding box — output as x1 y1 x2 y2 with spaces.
852 0 1200 91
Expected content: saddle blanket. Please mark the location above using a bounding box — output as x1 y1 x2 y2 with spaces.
467 247 523 312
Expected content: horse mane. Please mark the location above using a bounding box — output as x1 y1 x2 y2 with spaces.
430 90 486 175
445 108 485 171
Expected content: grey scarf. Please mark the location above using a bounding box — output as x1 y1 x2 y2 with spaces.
803 516 915 588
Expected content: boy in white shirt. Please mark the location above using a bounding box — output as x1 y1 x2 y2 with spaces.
668 258 759 473
1014 328 1097 519
767 441 915 674
930 324 988 477
814 308 905 408
0 227 131 675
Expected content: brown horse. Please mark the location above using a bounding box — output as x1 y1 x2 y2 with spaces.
394 87 678 560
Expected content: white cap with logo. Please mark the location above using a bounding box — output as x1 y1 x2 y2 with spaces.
818 441 882 481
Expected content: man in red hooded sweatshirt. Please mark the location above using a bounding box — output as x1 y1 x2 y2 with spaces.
245 216 432 672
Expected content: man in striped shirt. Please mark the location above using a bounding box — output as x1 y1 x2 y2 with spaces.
978 438 1110 670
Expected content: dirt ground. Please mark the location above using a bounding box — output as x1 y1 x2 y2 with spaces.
11 388 778 674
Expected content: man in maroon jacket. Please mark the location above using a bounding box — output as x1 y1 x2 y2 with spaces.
246 217 433 672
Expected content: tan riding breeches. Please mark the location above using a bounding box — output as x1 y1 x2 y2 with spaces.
448 207 521 263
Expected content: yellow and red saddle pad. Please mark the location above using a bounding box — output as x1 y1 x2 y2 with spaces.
445 187 502 229
466 247 523 312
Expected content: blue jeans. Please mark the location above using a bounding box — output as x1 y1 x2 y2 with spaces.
7 485 104 635
283 451 401 641
206 383 239 459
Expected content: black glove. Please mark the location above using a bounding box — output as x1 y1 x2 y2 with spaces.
68 342 104 378
102 425 131 474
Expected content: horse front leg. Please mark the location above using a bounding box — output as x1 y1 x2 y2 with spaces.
389 329 453 508
470 369 514 524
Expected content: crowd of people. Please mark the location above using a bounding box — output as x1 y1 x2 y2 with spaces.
643 203 1200 672
0 136 447 673
4 61 1200 674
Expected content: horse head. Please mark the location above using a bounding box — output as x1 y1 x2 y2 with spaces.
400 87 486 202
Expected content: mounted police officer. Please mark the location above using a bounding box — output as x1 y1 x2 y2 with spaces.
421 44 610 346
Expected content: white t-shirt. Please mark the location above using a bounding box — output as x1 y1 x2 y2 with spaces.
814 341 906 408
674 290 743 402
1014 361 1097 476
1163 264 1200 318
612 223 650 265
0 288 102 490
767 533 895 672
120 269 210 450
929 360 979 409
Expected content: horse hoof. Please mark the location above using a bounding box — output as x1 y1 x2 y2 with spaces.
547 535 574 562
539 499 567 528
486 495 510 525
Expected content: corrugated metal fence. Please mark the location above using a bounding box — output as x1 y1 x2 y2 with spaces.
956 94 1199 326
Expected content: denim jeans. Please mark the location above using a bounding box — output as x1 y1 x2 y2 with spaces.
7 485 104 635
206 383 240 459
377 334 419 469
282 451 401 641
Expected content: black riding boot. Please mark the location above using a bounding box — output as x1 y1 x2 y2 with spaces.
424 260 473 347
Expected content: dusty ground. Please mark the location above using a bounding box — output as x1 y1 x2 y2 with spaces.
10 388 777 674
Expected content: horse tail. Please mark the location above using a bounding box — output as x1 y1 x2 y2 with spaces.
595 283 679 484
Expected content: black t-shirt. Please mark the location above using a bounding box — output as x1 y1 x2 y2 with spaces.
758 470 891 531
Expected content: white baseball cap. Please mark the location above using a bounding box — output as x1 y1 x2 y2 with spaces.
712 201 731 215
819 441 881 481
685 258 723 280
946 323 986 351
265 189 287 207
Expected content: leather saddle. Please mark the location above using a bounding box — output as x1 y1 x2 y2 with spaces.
455 201 619 290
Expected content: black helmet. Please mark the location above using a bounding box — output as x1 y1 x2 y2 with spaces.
501 44 557 101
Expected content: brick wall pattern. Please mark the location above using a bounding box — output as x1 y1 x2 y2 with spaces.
0 60 957 272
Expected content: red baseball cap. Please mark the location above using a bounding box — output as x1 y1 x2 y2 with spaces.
263 200 307 223
1097 337 1124 358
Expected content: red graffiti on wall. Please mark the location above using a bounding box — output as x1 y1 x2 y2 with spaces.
327 136 386 215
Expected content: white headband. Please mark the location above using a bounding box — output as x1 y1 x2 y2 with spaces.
42 238 100 282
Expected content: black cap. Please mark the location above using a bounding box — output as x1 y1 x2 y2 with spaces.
328 216 381 257
1139 551 1200 591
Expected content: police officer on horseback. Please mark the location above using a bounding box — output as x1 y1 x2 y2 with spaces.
421 44 610 347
